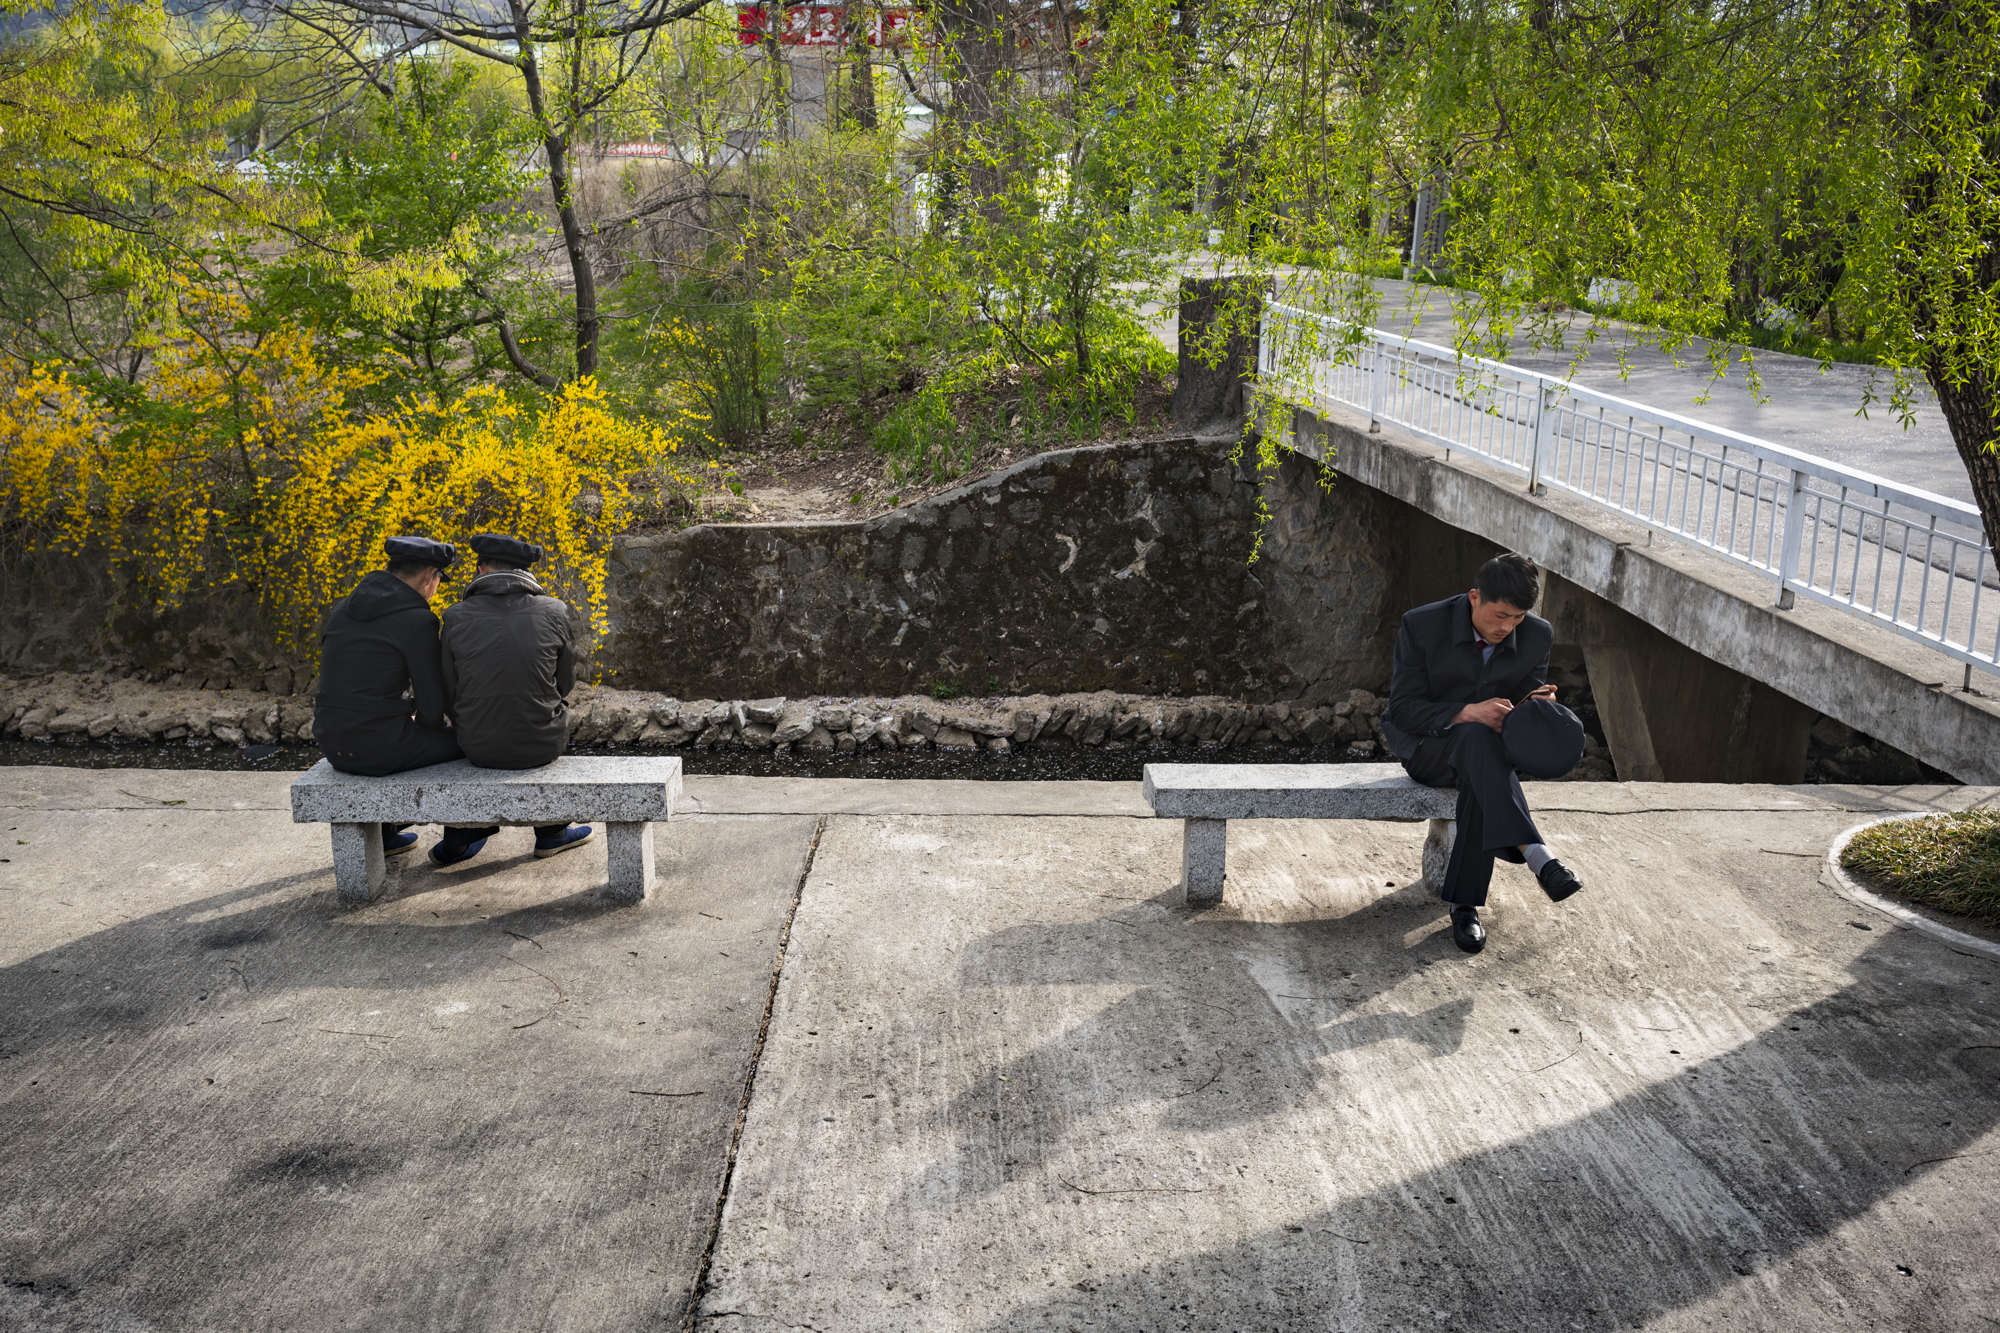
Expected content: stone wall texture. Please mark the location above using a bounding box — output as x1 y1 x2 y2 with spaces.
596 436 1405 703
3 435 1412 705
0 546 305 691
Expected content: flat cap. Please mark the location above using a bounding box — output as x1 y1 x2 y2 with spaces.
384 535 457 569
1502 696 1587 780
469 533 544 568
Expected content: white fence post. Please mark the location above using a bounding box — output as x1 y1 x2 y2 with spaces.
1527 377 1549 496
1368 338 1384 433
1776 470 1806 610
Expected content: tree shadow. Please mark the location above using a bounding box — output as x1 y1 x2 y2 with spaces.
0 814 808 1331
966 927 2000 1330
890 874 1483 1212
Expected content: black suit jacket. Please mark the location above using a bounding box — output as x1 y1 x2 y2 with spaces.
1381 594 1553 761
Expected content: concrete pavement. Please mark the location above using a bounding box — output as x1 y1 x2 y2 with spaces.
4 768 2000 1331
0 768 818 1331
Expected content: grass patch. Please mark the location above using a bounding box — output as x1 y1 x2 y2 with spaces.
1840 811 2000 926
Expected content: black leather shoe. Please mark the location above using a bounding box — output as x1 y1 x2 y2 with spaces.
1450 906 1486 954
1538 858 1584 902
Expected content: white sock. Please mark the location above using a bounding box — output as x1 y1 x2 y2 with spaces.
1523 843 1553 875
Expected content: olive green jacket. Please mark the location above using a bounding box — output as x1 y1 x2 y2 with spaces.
440 570 575 769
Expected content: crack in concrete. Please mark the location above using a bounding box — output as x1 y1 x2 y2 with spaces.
679 813 826 1332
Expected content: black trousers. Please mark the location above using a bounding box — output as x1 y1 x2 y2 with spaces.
1402 722 1544 908
320 716 465 849
320 716 464 778
437 823 572 852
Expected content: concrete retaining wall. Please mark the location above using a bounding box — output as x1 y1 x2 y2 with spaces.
1 436 1410 707
0 546 303 690
596 436 1404 703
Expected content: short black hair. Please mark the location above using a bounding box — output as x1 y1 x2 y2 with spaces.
386 560 434 578
478 558 528 572
1474 553 1540 610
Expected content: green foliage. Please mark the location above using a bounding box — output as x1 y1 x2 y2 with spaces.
0 3 311 376
604 268 769 444
921 0 1218 382
868 313 1170 485
747 132 966 420
871 382 963 485
261 57 538 401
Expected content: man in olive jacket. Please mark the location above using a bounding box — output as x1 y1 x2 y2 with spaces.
430 533 591 865
314 536 463 855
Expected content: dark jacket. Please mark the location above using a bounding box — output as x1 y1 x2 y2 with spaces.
1382 594 1553 761
314 571 459 775
440 569 575 769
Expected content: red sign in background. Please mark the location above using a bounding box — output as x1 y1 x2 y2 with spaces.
735 5 913 46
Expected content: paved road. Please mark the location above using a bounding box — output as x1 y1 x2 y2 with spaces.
1366 278 1972 506
1149 271 1975 507
8 768 1999 1331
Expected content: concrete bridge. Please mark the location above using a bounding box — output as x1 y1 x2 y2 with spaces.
1163 280 2000 786
1274 398 2000 786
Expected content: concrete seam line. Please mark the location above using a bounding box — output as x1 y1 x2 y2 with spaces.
1824 813 2000 963
681 812 825 1330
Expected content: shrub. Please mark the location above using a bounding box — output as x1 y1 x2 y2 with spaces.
0 336 687 654
267 379 677 645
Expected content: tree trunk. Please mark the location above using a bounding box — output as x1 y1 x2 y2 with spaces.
1904 0 2000 555
544 130 600 381
514 4 599 382
844 10 877 130
936 0 1018 209
1927 371 2000 556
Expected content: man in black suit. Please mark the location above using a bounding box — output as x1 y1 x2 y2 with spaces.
313 535 464 857
1382 553 1585 954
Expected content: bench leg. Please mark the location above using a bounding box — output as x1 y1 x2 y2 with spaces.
1180 819 1227 906
600 821 655 906
1421 818 1455 893
331 822 386 906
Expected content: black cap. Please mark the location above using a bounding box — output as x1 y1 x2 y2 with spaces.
384 535 457 569
1502 697 1587 780
469 533 544 568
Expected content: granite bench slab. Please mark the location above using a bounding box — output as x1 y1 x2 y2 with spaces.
291 756 682 907
1141 762 1456 905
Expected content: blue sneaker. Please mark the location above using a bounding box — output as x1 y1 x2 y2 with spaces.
533 826 594 859
429 836 490 867
383 830 419 856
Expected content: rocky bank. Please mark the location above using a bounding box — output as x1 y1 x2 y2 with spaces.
0 672 1624 778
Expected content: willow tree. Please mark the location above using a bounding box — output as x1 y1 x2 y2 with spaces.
1222 0 2000 553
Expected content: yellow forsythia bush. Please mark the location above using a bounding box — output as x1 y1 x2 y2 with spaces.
265 379 668 644
0 335 681 654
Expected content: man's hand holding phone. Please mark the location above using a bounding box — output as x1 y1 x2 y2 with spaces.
1455 697 1513 732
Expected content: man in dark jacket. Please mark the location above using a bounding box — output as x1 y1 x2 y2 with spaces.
1383 553 1584 954
429 533 590 866
313 536 464 855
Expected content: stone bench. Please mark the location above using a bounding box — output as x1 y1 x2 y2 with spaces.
1141 762 1456 904
290 756 682 907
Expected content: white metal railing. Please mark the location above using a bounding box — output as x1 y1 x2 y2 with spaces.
1259 299 2000 679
